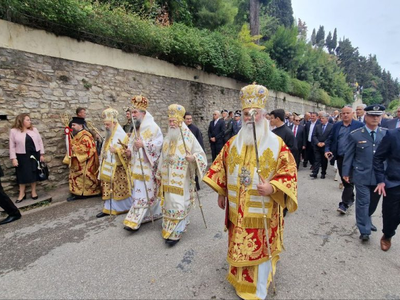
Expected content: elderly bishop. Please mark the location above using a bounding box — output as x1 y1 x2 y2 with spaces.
156 104 207 246
123 95 164 231
203 84 298 300
97 107 132 218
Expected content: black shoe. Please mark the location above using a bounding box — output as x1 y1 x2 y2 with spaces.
31 194 38 200
0 214 21 225
124 226 139 232
309 174 317 179
359 234 369 242
16 194 26 203
321 174 326 179
371 224 377 232
67 195 78 202
96 212 109 218
165 239 180 246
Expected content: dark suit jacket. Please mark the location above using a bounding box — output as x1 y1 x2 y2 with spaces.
343 126 387 186
373 128 400 188
289 124 306 150
325 120 364 161
386 118 399 129
305 120 321 145
208 118 225 145
272 125 297 154
188 124 205 150
312 123 333 145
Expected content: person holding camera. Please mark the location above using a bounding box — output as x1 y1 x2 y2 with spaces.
9 113 45 203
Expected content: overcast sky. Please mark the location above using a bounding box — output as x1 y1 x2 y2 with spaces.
291 0 400 81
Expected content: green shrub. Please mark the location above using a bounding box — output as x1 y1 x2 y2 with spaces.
330 97 346 108
310 88 331 105
289 78 311 99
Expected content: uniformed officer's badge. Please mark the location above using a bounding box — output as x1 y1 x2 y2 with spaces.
239 167 252 186
373 106 380 111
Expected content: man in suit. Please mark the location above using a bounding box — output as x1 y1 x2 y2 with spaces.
325 105 364 214
270 109 297 156
208 110 225 161
0 165 22 225
342 105 387 242
289 115 306 169
373 126 400 251
304 112 320 168
311 113 333 179
386 106 400 129
355 104 366 123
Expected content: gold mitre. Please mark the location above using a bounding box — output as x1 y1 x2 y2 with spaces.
168 104 186 123
240 83 269 110
102 107 119 122
131 95 148 111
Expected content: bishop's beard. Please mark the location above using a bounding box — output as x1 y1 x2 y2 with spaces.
105 127 112 142
164 127 180 144
241 119 265 145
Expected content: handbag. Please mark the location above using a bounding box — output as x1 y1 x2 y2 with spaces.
30 155 49 181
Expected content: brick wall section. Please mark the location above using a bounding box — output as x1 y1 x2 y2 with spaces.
0 47 330 195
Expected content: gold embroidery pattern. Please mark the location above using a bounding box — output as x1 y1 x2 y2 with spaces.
171 179 183 186
178 144 186 155
172 172 185 179
141 128 152 140
228 146 242 175
163 185 184 196
259 148 277 179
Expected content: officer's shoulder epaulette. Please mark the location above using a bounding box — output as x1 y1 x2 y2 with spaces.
350 127 363 134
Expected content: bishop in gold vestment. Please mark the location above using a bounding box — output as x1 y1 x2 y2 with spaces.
96 108 132 218
68 117 100 201
203 84 298 300
156 104 207 246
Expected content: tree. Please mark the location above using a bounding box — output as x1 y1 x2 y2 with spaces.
325 31 333 53
310 28 316 46
266 0 294 28
315 25 325 47
297 18 307 40
191 0 239 30
332 28 337 51
249 0 260 36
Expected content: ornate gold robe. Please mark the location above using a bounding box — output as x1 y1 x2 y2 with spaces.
203 121 297 299
156 124 207 240
99 123 132 214
69 129 100 196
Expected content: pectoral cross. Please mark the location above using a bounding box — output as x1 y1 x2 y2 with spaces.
239 166 252 187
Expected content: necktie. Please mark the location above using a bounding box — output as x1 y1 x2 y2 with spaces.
293 125 297 137
358 117 361 121
370 131 375 142
322 125 326 133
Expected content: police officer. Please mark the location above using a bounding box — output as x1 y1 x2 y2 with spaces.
342 104 387 242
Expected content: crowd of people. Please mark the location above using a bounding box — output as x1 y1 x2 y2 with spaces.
0 82 399 299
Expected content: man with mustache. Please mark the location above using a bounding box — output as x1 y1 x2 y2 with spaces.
67 117 101 202
123 95 163 231
156 104 207 246
203 83 298 300
96 107 132 218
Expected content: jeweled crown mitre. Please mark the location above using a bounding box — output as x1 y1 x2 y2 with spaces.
168 104 186 123
131 95 148 111
240 83 269 110
102 107 119 122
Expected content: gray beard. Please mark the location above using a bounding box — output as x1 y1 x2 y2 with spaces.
105 128 112 142
242 120 264 145
164 127 180 145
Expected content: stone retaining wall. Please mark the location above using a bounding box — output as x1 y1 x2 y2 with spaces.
0 20 330 195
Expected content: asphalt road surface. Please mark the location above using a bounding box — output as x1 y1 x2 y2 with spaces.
1 166 399 299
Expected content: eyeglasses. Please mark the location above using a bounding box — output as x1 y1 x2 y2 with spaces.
294 119 300 121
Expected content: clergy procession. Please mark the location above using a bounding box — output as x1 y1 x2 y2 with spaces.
2 83 400 300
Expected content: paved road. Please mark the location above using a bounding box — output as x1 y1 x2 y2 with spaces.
1 166 399 299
